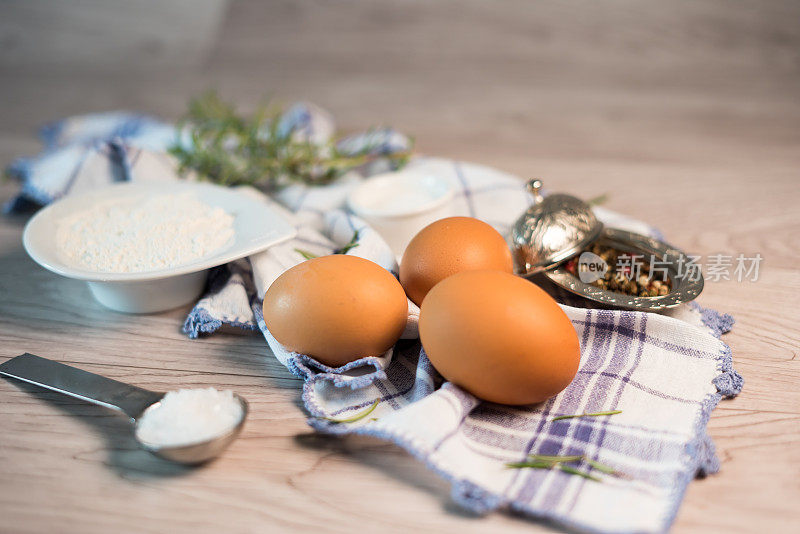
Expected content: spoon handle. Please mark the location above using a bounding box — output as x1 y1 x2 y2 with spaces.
0 353 163 421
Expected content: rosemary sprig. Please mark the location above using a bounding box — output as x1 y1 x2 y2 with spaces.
551 410 622 421
529 454 584 463
169 92 413 190
506 460 557 469
294 229 360 261
322 400 379 424
506 456 601 482
557 464 603 482
506 453 625 482
584 458 624 477
294 248 318 260
335 229 360 255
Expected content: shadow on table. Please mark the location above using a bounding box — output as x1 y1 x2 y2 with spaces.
292 431 577 533
3 379 193 479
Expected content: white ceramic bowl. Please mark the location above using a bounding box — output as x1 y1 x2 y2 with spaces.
347 169 455 257
23 181 296 313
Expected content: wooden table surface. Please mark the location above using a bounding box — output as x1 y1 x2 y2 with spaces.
1 1 799 532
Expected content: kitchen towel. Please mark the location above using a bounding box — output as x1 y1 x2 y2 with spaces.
6 110 741 534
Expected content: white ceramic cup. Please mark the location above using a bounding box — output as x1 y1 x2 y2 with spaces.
347 169 455 257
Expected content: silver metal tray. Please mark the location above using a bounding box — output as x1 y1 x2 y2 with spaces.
543 228 704 311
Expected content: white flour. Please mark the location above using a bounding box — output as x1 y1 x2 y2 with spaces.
57 192 235 273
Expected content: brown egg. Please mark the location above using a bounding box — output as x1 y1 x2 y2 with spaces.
400 216 514 306
419 270 580 405
263 255 408 367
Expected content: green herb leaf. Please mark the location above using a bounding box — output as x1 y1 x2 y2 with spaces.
584 458 617 474
584 458 629 478
509 454 585 469
322 400 379 424
508 452 626 482
528 454 584 463
557 464 603 482
505 460 557 469
335 230 360 255
506 458 602 482
551 410 622 421
294 248 318 260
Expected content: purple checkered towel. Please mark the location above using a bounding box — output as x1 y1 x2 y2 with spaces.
7 111 741 534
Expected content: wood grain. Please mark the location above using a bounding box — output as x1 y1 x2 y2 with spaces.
1 1 799 532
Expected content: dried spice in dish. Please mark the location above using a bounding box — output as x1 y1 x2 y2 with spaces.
564 243 672 297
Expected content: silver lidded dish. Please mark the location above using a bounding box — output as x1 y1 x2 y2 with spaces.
510 179 704 311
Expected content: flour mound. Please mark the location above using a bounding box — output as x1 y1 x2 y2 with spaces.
57 192 235 273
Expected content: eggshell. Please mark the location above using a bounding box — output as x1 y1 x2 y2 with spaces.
262 255 408 367
419 270 580 405
400 216 514 305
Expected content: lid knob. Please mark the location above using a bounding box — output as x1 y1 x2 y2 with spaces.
527 179 544 203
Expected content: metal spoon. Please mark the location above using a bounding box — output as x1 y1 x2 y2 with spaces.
0 353 248 465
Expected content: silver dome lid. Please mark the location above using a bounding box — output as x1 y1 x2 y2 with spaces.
510 179 603 276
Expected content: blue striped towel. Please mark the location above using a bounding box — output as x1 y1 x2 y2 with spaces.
7 111 741 534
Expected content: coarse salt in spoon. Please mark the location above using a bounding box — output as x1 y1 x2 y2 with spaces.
0 353 248 465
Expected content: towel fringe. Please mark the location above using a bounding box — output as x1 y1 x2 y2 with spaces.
182 307 223 339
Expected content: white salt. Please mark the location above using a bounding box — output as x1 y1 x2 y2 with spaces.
56 192 235 273
135 388 243 448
